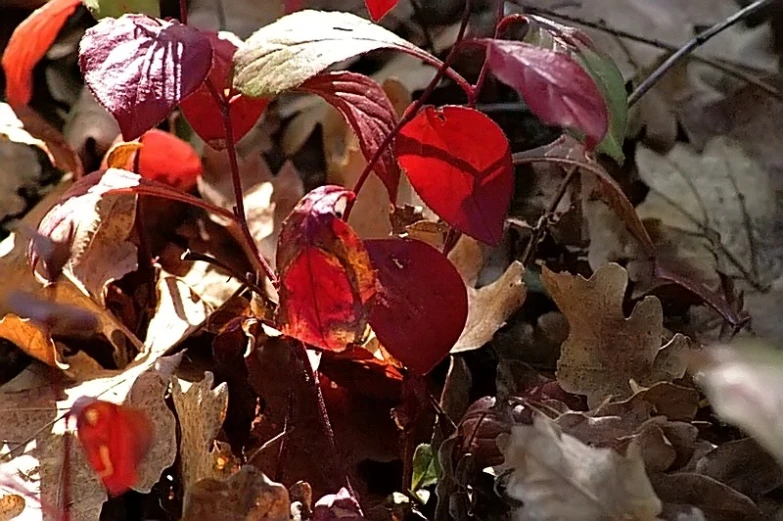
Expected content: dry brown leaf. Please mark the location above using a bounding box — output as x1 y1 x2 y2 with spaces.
650 473 761 521
182 465 290 521
452 261 526 353
499 416 662 521
172 372 238 511
542 263 690 407
0 315 62 369
695 437 783 499
35 172 138 304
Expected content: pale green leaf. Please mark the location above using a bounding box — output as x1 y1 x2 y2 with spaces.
82 0 159 19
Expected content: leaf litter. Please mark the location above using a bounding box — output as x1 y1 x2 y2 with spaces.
3 1 783 521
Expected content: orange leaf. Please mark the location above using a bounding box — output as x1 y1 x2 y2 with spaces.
2 0 82 105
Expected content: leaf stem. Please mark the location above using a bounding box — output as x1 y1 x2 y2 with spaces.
178 0 187 24
471 0 507 106
293 341 363 513
345 0 476 216
627 0 777 106
205 82 278 286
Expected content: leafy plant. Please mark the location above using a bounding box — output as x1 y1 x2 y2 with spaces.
0 0 656 517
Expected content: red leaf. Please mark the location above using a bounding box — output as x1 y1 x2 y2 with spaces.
365 0 398 21
180 31 269 150
1 0 81 106
299 71 400 199
395 105 514 246
79 14 213 141
277 186 377 352
104 129 203 190
319 346 403 401
484 39 608 149
74 399 154 496
366 238 467 375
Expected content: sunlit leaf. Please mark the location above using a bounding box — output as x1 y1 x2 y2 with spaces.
82 0 159 19
395 105 513 246
79 14 213 140
276 185 377 352
233 10 419 99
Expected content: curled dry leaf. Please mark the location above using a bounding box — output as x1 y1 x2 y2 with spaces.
233 10 418 99
35 170 138 305
79 14 213 141
650 473 761 521
276 186 376 351
182 465 290 521
542 263 691 407
499 416 662 521
0 314 63 369
365 238 467 375
452 261 526 353
172 373 238 510
695 437 783 499
396 105 514 246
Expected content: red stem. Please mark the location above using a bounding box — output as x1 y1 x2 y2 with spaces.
179 0 187 24
205 82 278 286
344 0 476 217
472 0 507 106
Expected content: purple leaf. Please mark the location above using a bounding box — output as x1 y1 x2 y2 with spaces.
79 14 213 141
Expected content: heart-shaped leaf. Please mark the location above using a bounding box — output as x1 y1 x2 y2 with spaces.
233 10 418 99
79 14 213 141
298 71 400 199
1 0 82 106
395 105 514 246
276 185 377 351
484 39 608 149
366 238 467 375
180 31 269 150
365 0 399 21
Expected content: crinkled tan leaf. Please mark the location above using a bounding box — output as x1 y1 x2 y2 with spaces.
499 416 662 521
144 275 211 353
693 340 783 468
452 261 526 353
172 373 237 511
543 263 690 407
695 437 783 498
182 465 289 521
0 493 24 521
650 473 761 521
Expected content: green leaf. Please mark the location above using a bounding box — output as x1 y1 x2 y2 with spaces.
82 0 160 19
412 443 439 491
233 10 420 99
575 47 627 164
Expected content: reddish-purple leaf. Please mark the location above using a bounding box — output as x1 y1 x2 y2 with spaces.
395 105 514 246
2 0 82 106
365 0 398 21
484 39 608 149
180 31 269 150
277 186 377 352
79 14 213 141
299 71 400 199
366 238 467 375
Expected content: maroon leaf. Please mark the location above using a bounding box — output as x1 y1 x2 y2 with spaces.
180 31 269 150
365 0 398 21
484 39 608 149
79 14 213 141
276 186 377 352
366 238 467 375
298 71 400 199
395 105 514 246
